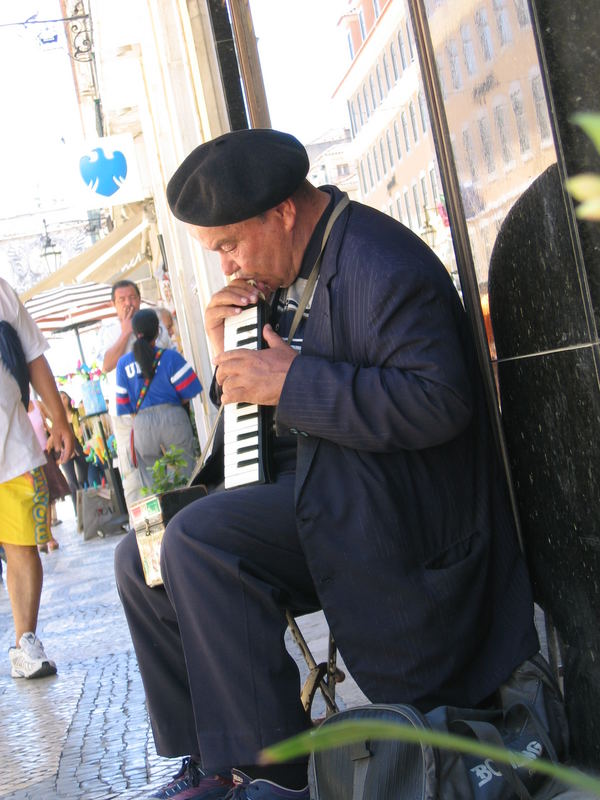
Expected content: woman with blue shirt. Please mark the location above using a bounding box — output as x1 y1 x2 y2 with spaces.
115 309 202 490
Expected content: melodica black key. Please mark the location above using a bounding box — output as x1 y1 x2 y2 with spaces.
223 301 272 489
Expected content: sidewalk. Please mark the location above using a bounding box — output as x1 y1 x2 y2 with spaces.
0 500 365 800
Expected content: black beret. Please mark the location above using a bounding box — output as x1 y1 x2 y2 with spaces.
166 128 309 227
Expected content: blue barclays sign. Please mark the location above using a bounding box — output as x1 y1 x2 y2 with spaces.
80 146 128 197
63 134 147 210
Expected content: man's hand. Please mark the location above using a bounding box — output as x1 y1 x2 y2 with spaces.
213 325 297 406
102 308 137 372
28 354 76 462
120 304 136 338
204 279 271 358
46 420 76 464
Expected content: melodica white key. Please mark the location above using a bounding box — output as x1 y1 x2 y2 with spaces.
223 301 271 489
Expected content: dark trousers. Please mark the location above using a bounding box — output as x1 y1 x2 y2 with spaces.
114 469 320 770
60 455 88 510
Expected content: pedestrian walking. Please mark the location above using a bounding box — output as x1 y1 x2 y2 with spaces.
0 277 75 679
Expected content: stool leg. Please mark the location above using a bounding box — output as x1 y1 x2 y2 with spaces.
286 611 344 718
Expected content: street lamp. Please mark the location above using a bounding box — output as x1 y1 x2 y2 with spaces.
41 219 62 273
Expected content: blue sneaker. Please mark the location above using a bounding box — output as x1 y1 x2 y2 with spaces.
225 770 309 799
148 757 233 799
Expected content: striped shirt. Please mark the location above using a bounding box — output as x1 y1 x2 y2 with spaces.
115 347 202 415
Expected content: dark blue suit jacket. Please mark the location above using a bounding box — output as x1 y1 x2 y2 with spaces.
275 187 539 709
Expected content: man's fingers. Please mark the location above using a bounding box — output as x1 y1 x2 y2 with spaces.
262 324 285 348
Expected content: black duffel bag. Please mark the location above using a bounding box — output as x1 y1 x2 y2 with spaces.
308 654 576 800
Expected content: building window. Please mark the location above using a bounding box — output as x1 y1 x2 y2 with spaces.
493 0 512 46
370 75 377 109
413 184 423 228
373 147 381 181
347 33 355 61
418 90 428 133
447 39 463 90
514 0 530 27
360 160 368 195
478 116 496 173
461 24 477 76
406 20 416 62
366 153 374 188
398 31 408 69
396 196 403 223
394 120 403 159
420 175 429 209
390 42 400 80
475 8 494 62
376 65 385 101
379 138 388 174
409 101 419 143
510 87 531 153
373 0 381 18
348 100 357 137
436 57 447 99
404 190 413 229
386 129 395 166
383 54 392 92
401 110 411 151
358 9 367 41
363 85 370 118
429 166 439 201
357 93 365 126
494 104 513 163
531 75 552 141
462 128 477 182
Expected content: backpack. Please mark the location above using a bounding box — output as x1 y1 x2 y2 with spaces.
308 655 571 800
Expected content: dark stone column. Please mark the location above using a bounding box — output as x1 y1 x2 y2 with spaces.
489 161 600 768
532 0 600 327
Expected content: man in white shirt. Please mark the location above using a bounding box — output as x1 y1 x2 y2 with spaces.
98 280 172 511
0 277 75 678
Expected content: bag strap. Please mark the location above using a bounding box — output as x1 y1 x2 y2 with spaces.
452 700 560 800
452 717 533 800
503 701 559 763
185 403 223 487
134 348 163 414
349 741 372 800
287 193 349 344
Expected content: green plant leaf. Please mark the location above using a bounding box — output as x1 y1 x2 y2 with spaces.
146 446 190 495
565 173 600 202
259 720 600 796
573 197 600 221
572 111 600 155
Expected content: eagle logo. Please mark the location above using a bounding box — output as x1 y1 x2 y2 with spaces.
79 147 127 196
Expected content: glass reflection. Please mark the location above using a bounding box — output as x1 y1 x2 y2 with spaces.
336 1 458 284
424 0 556 359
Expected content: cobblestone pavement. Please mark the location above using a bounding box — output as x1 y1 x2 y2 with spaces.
0 500 365 800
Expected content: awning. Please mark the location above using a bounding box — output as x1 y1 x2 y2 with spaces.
24 282 116 334
20 211 150 303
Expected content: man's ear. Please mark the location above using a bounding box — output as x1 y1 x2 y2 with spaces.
272 197 297 231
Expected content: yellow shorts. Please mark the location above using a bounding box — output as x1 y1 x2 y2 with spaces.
0 468 50 546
